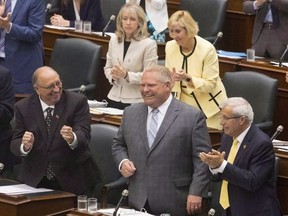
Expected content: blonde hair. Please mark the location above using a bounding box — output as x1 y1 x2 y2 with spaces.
115 3 149 43
168 10 199 38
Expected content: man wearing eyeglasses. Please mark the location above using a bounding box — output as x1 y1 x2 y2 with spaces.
200 97 281 216
10 66 102 196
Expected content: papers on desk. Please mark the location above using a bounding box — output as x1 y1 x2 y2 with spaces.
270 61 288 67
90 107 124 115
273 140 288 152
92 31 115 37
97 208 155 216
45 24 75 30
217 50 246 59
0 184 52 196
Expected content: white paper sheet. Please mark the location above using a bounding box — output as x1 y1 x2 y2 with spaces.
0 184 53 195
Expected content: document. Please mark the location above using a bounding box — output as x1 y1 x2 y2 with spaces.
217 50 246 59
44 24 75 30
97 208 155 216
90 107 124 115
0 184 53 195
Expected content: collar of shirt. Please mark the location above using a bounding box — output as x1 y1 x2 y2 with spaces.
39 97 55 114
147 94 173 130
234 124 251 147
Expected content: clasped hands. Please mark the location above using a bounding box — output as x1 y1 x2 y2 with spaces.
111 64 127 80
171 67 191 82
50 14 69 27
199 149 225 169
22 125 74 152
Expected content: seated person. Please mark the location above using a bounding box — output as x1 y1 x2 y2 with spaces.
45 0 61 24
50 0 105 31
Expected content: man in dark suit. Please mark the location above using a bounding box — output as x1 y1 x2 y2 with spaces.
243 0 288 60
112 65 211 216
0 65 20 178
200 97 281 216
0 0 45 94
10 66 101 196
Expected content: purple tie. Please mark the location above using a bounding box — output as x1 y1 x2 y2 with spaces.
0 0 11 53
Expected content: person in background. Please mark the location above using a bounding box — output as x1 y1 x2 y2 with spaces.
0 65 20 179
112 65 211 216
0 0 45 94
165 10 227 130
200 97 281 216
45 0 61 25
126 0 168 42
50 0 105 31
243 0 288 61
10 66 102 196
104 3 158 109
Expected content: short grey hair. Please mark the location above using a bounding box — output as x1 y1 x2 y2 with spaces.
144 65 173 84
220 97 254 124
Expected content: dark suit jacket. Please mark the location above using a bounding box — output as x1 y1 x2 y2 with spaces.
61 0 105 31
214 125 281 216
243 0 288 45
45 0 61 24
0 66 20 170
4 0 45 94
112 98 211 216
10 91 102 195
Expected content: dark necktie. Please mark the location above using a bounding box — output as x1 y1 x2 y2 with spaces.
0 0 11 53
45 107 56 180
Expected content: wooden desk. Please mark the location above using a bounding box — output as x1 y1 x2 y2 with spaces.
0 179 75 216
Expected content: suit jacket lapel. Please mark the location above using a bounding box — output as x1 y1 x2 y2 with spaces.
11 0 23 21
138 105 149 152
234 125 255 164
150 99 178 151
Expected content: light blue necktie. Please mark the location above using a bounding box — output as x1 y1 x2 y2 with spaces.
147 109 159 148
0 0 11 53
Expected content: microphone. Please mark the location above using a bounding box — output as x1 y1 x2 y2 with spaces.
279 45 288 67
208 208 216 216
78 85 86 94
45 3 52 13
271 125 284 141
212 31 223 47
113 189 129 216
102 15 116 37
0 163 4 171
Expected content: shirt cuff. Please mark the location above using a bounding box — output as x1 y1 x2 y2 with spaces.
209 160 227 174
119 159 129 172
68 132 78 149
20 143 31 156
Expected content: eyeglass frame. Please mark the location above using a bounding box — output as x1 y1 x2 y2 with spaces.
219 115 245 121
36 80 63 90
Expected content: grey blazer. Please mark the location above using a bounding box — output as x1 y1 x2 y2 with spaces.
112 98 211 216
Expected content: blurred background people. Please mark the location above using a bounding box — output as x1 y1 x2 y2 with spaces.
112 65 211 216
200 97 281 216
126 0 168 42
50 0 105 31
104 3 158 109
0 65 20 179
165 10 227 130
243 0 288 61
0 0 45 94
10 66 102 196
45 0 61 24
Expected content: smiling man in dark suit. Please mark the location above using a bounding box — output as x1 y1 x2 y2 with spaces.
10 66 101 196
112 65 211 216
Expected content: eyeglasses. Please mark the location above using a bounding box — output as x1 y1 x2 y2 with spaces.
219 115 242 121
37 80 62 90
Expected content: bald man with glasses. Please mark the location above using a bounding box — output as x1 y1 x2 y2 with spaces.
10 66 102 196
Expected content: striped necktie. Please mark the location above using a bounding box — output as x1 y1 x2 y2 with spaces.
0 0 11 53
219 139 239 209
147 108 159 148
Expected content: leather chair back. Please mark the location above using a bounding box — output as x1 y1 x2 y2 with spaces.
100 0 126 33
89 124 127 207
222 71 278 134
49 38 102 99
179 0 227 43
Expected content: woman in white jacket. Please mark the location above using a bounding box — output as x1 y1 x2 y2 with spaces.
127 0 168 42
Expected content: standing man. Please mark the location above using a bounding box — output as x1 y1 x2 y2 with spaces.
10 66 102 196
0 65 20 178
112 65 211 216
243 0 288 60
0 0 45 94
200 97 281 216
